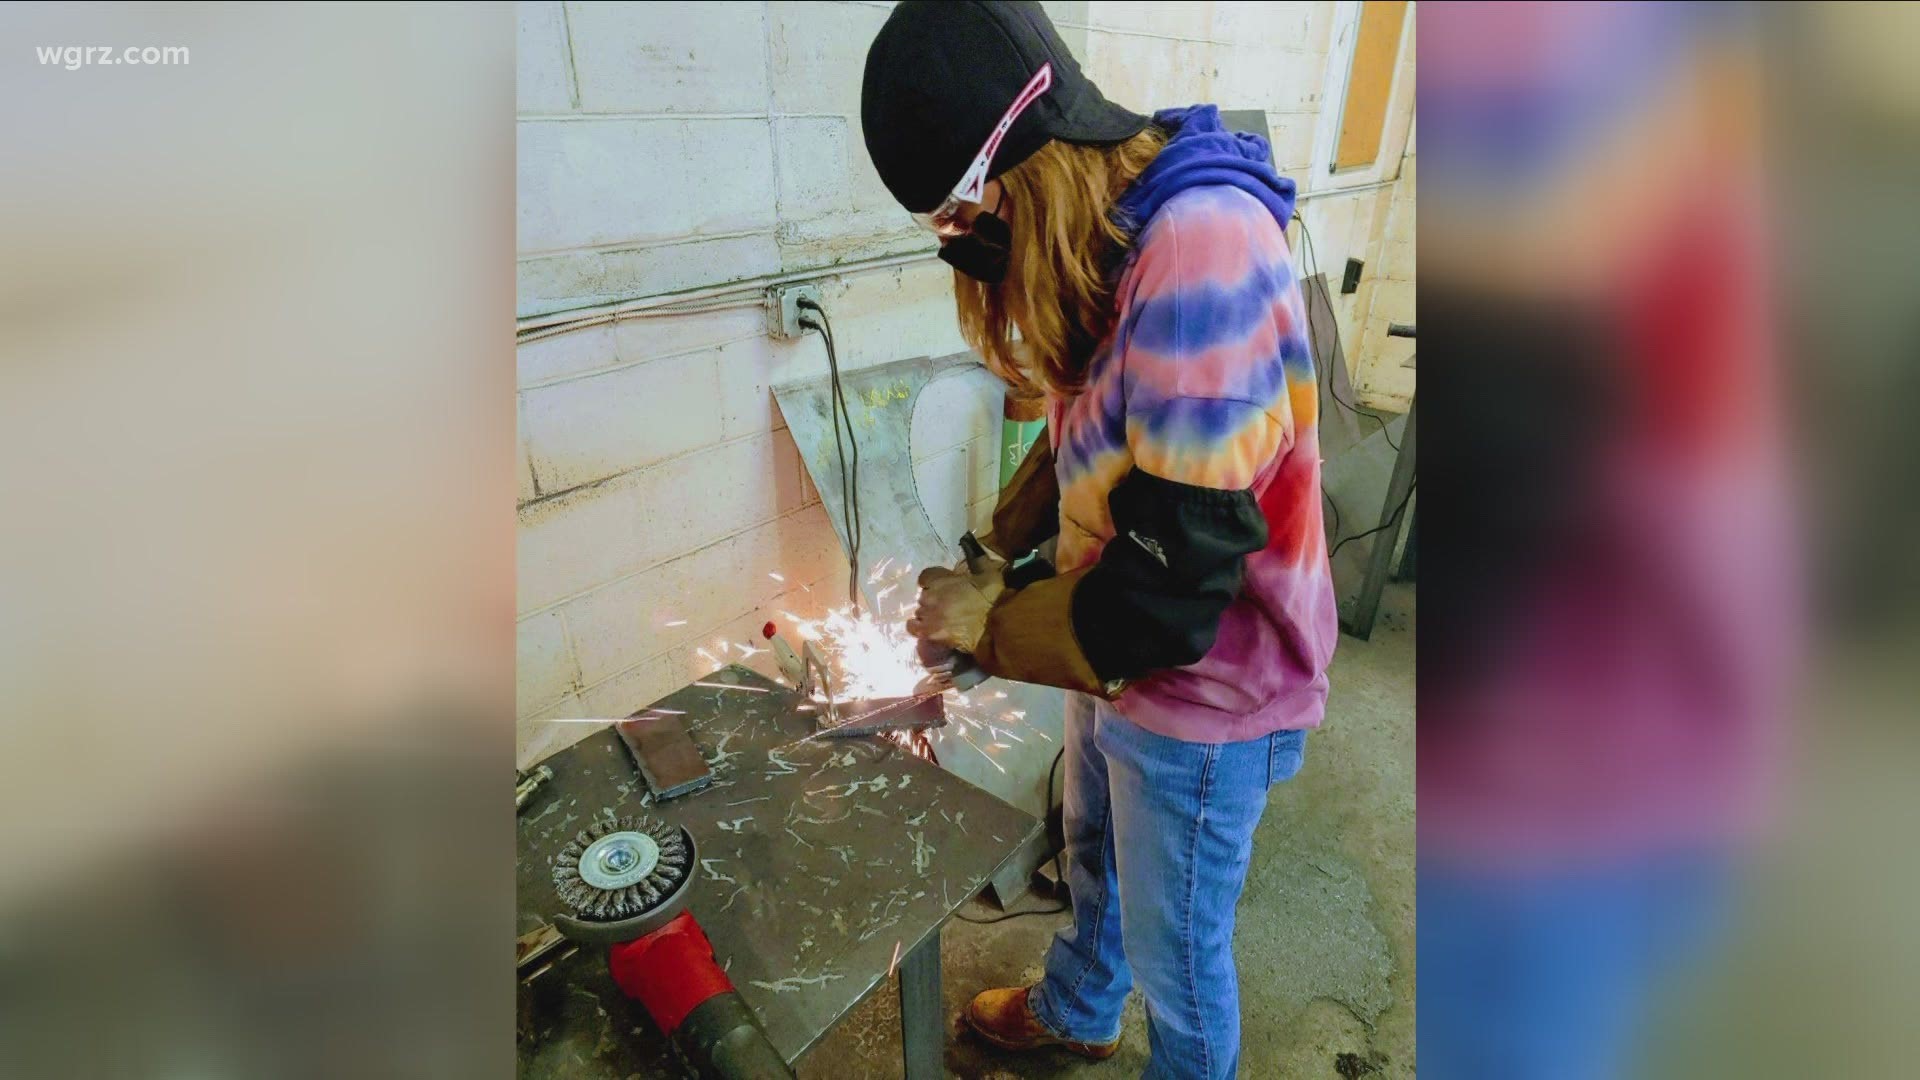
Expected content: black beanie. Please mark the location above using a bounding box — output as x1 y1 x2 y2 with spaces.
861 1 1150 214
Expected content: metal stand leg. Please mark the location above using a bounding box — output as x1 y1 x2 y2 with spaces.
898 929 943 1080
1344 398 1417 640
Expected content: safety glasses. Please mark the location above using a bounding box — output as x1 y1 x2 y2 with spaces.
911 62 1052 238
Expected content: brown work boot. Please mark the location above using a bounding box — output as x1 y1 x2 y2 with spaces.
964 986 1120 1060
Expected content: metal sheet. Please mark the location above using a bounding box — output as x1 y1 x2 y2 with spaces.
773 353 1065 842
1303 273 1413 614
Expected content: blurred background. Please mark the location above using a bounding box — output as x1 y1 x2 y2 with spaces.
0 4 515 1077
1417 2 1920 1078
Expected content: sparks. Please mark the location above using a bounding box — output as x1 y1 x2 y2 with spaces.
888 940 902 979
769 572 785 582
694 681 770 693
786 596 925 702
664 619 688 627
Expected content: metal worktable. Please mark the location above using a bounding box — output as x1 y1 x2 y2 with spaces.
516 665 1041 1078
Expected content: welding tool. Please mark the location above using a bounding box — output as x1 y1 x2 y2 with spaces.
914 531 995 695
552 815 794 1079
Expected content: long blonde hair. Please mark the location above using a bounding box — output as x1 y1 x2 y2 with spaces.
954 127 1166 398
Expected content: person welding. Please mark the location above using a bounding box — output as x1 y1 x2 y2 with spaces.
860 4 1338 1076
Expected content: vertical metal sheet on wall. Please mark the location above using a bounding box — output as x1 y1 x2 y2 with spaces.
774 352 1064 891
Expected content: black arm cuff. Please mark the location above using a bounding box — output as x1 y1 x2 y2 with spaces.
1069 469 1268 682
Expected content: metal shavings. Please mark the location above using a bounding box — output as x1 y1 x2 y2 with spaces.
705 733 741 772
764 750 799 777
749 973 844 994
910 832 933 875
831 845 855 868
783 827 814 849
726 796 771 807
904 811 927 827
701 859 738 886
717 816 754 833
694 681 769 693
719 886 748 912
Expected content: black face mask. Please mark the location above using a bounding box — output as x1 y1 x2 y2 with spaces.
937 209 1012 283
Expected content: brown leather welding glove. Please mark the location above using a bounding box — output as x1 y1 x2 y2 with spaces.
973 468 1269 699
978 436 1059 561
906 564 1006 656
971 567 1115 698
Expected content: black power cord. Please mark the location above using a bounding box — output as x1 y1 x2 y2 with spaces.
954 744 1070 925
797 299 863 609
1329 477 1417 564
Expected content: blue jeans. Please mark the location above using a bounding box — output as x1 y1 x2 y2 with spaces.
1028 693 1306 1079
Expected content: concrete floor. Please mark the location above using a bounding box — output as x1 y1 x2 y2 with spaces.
800 584 1416 1079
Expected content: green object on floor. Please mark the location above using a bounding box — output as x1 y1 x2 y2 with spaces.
998 417 1044 490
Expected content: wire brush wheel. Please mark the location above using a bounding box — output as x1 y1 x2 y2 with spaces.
552 815 691 921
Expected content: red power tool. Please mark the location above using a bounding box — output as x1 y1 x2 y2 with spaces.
551 815 793 1079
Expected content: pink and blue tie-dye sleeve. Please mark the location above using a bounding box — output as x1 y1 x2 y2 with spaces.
1119 186 1309 492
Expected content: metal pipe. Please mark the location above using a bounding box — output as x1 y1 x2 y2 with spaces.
516 249 937 338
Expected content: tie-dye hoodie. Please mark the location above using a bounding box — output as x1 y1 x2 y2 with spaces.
974 105 1338 743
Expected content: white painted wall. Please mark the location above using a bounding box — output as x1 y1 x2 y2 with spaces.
516 0 1416 766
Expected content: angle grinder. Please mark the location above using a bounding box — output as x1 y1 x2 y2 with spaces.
551 815 793 1079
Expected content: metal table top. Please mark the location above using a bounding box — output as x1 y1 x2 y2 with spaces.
516 665 1041 1076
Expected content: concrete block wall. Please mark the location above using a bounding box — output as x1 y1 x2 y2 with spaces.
516 1 1416 767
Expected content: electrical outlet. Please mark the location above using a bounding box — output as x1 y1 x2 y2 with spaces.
766 283 822 339
1342 257 1364 294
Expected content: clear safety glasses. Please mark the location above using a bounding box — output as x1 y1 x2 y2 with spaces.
910 62 1052 238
